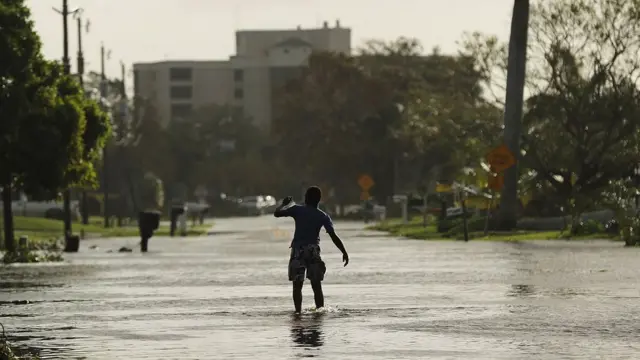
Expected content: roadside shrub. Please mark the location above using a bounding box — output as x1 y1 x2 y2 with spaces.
436 213 474 233
1 240 63 264
1 323 40 359
605 219 619 234
570 219 604 236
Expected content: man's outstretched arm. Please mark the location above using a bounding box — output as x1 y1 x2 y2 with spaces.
328 231 349 266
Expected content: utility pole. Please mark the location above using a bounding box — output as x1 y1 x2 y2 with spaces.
75 10 89 225
54 0 80 239
498 0 530 229
101 44 110 228
121 61 127 98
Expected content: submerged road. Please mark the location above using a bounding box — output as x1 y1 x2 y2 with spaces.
1 216 639 359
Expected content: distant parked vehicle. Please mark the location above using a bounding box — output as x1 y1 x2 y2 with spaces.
238 195 268 216
5 194 81 220
342 202 387 221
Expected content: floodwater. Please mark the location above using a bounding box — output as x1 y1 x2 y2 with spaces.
1 216 640 359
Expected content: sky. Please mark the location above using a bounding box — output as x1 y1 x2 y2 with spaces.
26 0 515 81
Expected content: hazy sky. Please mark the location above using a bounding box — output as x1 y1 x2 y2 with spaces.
27 0 514 79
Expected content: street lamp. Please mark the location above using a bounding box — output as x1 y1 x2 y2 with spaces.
53 0 80 239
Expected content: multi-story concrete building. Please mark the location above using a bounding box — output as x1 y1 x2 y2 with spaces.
133 20 351 129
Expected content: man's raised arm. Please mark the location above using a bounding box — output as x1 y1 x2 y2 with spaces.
274 196 294 217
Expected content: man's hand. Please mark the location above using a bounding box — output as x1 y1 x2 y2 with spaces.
281 196 293 206
342 252 349 267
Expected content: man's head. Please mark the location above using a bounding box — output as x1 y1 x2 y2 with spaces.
304 186 322 207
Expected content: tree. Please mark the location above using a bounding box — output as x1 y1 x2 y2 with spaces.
168 103 273 196
273 51 385 200
106 99 170 217
1 0 51 251
462 0 640 227
80 99 111 185
498 0 529 229
523 48 640 228
0 1 111 250
273 39 500 203
122 101 269 207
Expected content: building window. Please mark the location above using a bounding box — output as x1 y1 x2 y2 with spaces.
234 88 244 99
170 67 192 81
170 103 193 121
170 85 192 99
234 69 244 82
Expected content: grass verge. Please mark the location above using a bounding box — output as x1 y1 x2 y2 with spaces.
6 216 211 244
368 217 616 241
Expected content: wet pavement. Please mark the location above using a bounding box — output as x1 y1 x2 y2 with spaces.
1 216 640 359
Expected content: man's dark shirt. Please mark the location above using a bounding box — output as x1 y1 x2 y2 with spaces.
274 204 334 247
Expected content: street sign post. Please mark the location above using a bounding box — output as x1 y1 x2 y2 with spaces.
360 191 370 201
486 145 516 173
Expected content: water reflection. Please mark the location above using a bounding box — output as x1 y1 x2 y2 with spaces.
290 314 324 349
0 281 61 290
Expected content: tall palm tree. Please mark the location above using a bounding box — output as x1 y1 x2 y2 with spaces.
498 0 530 229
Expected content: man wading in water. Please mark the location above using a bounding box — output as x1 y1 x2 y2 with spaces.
274 186 349 314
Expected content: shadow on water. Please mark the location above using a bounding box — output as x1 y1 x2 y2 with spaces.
290 313 324 349
0 281 63 290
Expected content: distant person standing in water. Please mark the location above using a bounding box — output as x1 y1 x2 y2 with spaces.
274 186 349 314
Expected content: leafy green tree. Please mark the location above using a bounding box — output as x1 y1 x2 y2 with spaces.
0 0 111 250
122 101 269 205
186 104 267 191
462 0 640 226
273 51 383 200
1 0 51 251
273 39 499 203
522 48 640 227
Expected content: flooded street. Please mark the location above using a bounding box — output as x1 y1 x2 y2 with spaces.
1 216 640 359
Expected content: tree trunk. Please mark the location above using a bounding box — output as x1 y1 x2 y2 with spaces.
2 181 15 252
498 0 530 229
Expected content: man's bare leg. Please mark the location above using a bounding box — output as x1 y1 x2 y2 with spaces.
293 280 304 313
310 280 324 309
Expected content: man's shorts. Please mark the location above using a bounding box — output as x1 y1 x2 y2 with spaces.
288 244 326 282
